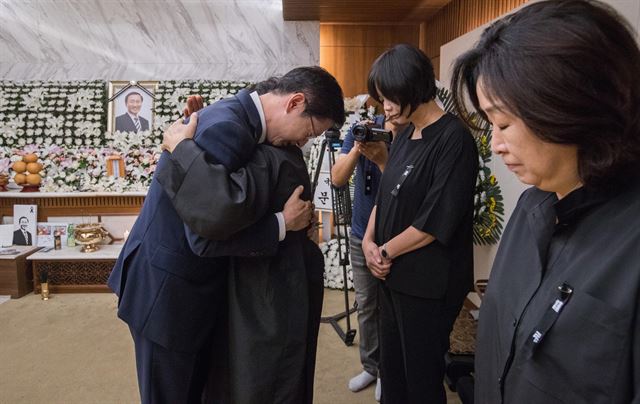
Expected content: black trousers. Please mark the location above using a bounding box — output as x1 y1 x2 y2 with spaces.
378 283 463 404
130 327 215 404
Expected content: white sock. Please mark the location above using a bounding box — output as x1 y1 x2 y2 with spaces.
375 378 381 401
348 370 377 392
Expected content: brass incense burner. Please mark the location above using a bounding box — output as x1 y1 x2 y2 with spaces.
74 223 109 253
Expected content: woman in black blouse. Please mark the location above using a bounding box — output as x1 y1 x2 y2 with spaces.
362 44 478 403
451 1 640 402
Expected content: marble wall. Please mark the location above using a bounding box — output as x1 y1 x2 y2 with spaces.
0 0 319 81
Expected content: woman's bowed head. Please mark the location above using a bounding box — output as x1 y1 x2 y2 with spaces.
452 0 640 197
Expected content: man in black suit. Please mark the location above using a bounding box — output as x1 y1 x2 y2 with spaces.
115 92 150 133
108 67 344 404
13 216 32 245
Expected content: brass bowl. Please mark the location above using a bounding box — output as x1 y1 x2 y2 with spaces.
74 223 109 253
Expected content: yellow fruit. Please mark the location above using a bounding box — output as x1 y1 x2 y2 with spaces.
26 162 43 174
26 173 41 185
23 153 38 163
12 161 27 173
14 173 27 184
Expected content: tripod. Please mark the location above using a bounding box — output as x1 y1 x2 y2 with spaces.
311 130 357 346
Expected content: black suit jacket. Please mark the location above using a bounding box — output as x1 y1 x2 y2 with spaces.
115 113 150 133
157 141 324 404
13 229 32 245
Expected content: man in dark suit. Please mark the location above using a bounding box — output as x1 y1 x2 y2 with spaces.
13 216 32 245
115 92 150 133
107 67 344 404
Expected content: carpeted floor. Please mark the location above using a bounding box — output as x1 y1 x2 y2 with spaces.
0 290 464 403
449 305 477 355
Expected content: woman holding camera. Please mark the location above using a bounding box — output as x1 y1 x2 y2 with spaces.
362 43 479 403
451 1 640 402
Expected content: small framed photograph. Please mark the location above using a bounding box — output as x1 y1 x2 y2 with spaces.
107 81 158 133
13 204 37 246
106 154 125 177
36 222 69 248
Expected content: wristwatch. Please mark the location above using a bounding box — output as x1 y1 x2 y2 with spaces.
381 243 389 259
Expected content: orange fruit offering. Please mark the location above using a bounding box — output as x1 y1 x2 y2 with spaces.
26 162 43 174
14 173 27 184
26 173 42 186
12 161 27 173
23 154 38 163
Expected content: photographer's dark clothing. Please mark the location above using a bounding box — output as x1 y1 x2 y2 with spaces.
475 183 640 404
341 114 385 239
159 140 324 404
374 112 478 404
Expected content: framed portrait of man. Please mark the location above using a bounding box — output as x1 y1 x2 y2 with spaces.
12 204 37 246
107 81 158 133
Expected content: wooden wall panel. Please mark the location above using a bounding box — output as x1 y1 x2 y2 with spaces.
0 196 145 222
421 0 529 60
319 1 526 96
320 24 420 97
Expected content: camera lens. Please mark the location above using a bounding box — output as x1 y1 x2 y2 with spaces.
352 124 368 142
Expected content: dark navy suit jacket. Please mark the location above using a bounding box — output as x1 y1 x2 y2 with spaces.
115 113 150 132
108 90 277 353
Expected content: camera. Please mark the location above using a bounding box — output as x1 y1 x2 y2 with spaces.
324 128 343 149
352 124 392 143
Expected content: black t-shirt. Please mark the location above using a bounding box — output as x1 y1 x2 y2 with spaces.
374 112 479 300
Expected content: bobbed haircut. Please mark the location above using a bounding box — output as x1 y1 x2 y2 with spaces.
265 66 345 128
367 44 437 117
451 0 640 191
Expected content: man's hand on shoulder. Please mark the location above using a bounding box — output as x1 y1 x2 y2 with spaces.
183 95 204 117
283 185 313 232
161 112 198 153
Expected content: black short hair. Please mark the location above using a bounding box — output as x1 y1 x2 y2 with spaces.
367 44 437 117
452 0 640 191
263 66 345 128
247 77 280 95
19 216 28 223
125 92 143 104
